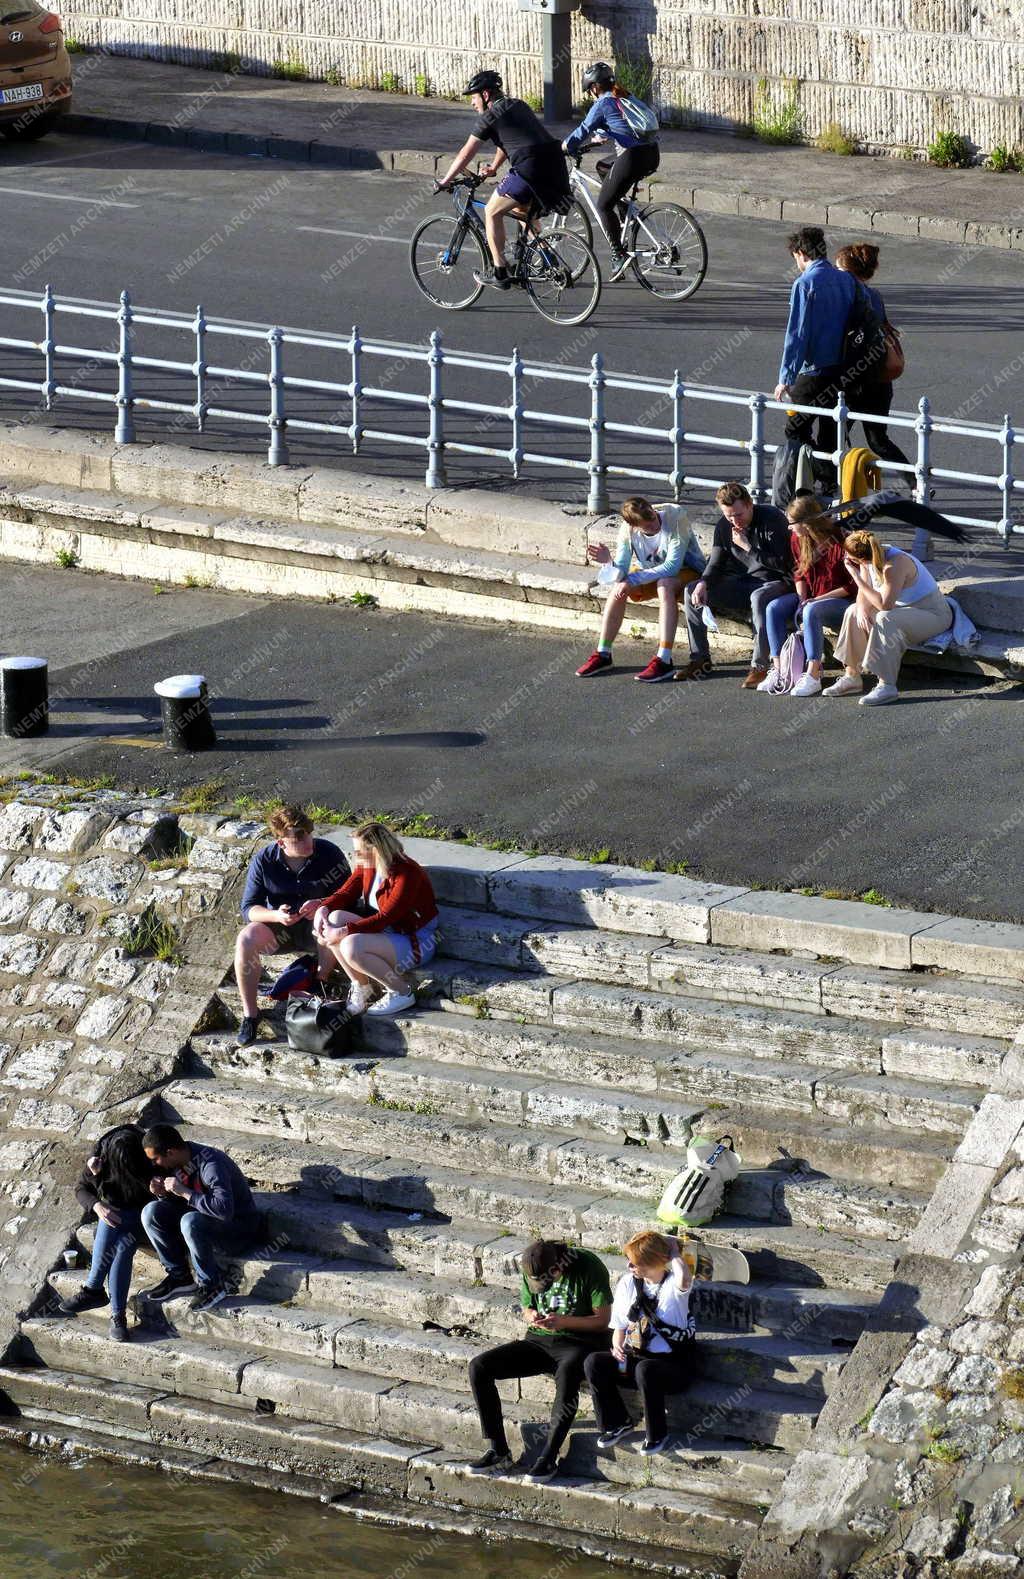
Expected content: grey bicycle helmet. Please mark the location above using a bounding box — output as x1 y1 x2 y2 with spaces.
581 62 615 92
464 69 503 96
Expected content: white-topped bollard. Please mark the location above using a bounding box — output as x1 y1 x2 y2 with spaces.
0 656 48 738
153 673 216 751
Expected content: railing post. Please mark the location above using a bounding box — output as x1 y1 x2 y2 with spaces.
509 345 524 479
425 328 447 489
670 370 684 501
912 394 933 558
999 412 1015 547
349 324 363 456
41 282 56 413
114 288 136 445
193 303 207 433
587 351 611 516
749 390 767 501
831 385 848 488
266 326 289 467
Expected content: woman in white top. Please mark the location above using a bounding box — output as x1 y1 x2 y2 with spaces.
828 528 952 706
583 1229 696 1456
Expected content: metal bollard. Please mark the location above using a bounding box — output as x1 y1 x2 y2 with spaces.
153 674 217 751
0 656 48 738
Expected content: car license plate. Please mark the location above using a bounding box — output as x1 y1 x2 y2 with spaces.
0 83 44 103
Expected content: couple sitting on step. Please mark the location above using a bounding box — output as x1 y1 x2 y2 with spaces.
55 1123 265 1341
233 805 440 1046
466 1232 697 1484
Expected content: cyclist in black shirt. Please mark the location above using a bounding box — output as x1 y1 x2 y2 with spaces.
437 68 570 291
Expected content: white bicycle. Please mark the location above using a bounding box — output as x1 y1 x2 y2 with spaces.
554 142 708 301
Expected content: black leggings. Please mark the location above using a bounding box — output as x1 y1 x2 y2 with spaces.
847 379 910 469
585 1344 696 1441
595 142 660 251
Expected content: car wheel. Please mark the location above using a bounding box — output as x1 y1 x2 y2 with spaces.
1 109 60 142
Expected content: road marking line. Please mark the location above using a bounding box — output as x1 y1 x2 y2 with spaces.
0 183 138 207
15 142 146 168
297 224 409 244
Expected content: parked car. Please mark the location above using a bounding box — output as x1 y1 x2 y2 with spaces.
0 0 71 141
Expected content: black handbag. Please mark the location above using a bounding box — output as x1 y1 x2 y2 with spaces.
284 993 356 1057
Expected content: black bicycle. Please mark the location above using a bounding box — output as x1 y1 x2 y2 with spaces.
409 173 602 327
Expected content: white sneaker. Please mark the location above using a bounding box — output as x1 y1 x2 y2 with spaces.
755 672 778 693
859 682 899 706
823 675 862 697
364 989 417 1017
346 983 371 1015
789 673 822 698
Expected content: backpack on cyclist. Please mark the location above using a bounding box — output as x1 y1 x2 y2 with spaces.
616 92 659 139
840 279 887 389
656 1135 741 1229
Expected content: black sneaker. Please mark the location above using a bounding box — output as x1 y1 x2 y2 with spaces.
609 250 633 281
597 1422 635 1448
236 1014 260 1047
108 1315 130 1343
190 1283 229 1314
523 1454 559 1484
473 268 512 291
57 1285 109 1316
640 1434 672 1456
466 1446 514 1476
142 1271 198 1302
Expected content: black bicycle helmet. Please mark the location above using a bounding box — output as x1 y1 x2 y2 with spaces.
581 61 615 93
464 69 503 96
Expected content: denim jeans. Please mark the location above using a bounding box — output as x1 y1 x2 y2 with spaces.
86 1207 144 1317
766 592 853 663
141 1197 263 1288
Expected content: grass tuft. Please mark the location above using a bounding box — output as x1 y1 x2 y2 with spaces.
123 905 181 964
752 77 802 145
54 547 80 569
816 122 856 156
928 131 973 168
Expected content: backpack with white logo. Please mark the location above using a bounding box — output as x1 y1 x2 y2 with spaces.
617 92 659 139
656 1135 741 1229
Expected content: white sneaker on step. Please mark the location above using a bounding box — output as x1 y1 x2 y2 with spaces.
365 989 417 1017
789 673 822 697
823 675 862 697
346 983 371 1015
859 682 899 706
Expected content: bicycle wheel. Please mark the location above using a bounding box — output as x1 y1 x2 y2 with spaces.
627 203 708 301
549 197 594 249
409 214 487 310
521 227 601 326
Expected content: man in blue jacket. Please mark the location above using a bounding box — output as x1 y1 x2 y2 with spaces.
774 227 855 484
141 1124 265 1313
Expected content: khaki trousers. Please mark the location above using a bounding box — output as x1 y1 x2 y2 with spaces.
833 588 952 687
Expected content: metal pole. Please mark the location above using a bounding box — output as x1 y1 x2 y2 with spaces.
266 326 289 467
41 282 55 413
426 328 447 489
114 288 136 445
587 351 611 516
749 391 767 501
349 324 363 455
670 370 684 501
193 303 207 433
509 345 524 479
831 386 847 489
541 12 572 122
999 412 1015 546
911 394 933 558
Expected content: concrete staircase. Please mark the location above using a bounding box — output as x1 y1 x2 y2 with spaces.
2 879 1021 1570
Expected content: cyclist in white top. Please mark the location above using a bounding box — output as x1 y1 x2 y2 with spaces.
562 62 660 279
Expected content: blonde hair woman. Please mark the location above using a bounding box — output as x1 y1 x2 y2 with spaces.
827 529 952 704
759 496 857 697
300 821 439 1016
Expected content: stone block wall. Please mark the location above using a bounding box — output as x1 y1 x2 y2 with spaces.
58 0 1024 152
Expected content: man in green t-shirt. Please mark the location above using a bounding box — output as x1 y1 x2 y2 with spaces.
466 1239 612 1483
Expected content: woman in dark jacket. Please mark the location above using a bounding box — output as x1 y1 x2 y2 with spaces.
56 1124 156 1342
835 242 909 470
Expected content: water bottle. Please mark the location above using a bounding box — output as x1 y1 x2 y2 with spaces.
617 1352 628 1375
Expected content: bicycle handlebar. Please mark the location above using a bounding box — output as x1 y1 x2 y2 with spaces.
433 172 485 194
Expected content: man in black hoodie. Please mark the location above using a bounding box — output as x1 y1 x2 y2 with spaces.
56 1124 155 1342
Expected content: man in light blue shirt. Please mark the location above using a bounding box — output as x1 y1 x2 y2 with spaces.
774 227 855 482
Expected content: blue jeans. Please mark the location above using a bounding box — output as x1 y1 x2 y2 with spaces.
141 1197 263 1288
86 1208 144 1318
766 592 853 663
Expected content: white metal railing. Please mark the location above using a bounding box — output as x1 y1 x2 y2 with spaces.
0 284 1019 541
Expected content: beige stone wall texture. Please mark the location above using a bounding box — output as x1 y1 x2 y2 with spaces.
58 0 1024 152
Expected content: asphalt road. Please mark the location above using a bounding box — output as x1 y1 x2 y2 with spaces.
4 565 1022 923
0 134 1021 519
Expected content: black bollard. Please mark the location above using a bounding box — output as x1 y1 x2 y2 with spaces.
0 656 48 738
154 674 217 751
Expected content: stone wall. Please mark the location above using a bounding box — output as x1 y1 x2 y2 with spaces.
58 0 1024 153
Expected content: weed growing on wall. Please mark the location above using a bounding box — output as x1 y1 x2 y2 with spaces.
928 131 973 168
752 77 803 145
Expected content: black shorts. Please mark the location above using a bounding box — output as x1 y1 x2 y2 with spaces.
268 918 318 954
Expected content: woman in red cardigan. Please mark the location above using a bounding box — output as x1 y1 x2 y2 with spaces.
299 821 439 1017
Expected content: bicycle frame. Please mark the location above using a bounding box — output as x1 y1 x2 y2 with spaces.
568 158 661 252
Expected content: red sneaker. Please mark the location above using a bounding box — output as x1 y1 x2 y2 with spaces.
576 651 613 678
635 655 675 682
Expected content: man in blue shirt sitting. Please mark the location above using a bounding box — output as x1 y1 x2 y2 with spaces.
774 226 854 486
233 803 350 1046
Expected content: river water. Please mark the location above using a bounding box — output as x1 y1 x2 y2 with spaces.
0 1439 620 1579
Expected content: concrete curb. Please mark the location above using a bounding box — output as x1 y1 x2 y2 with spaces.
58 111 1024 254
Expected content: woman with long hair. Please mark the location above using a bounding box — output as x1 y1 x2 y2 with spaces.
56 1125 156 1341
835 242 910 473
562 62 660 279
827 528 953 704
305 821 439 1018
758 495 857 696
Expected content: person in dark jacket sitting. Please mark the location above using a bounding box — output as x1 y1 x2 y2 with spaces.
56 1124 157 1342
301 821 439 1019
140 1124 266 1314
234 802 350 1047
678 481 792 687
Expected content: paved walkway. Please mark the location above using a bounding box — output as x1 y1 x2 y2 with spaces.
60 55 1024 253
